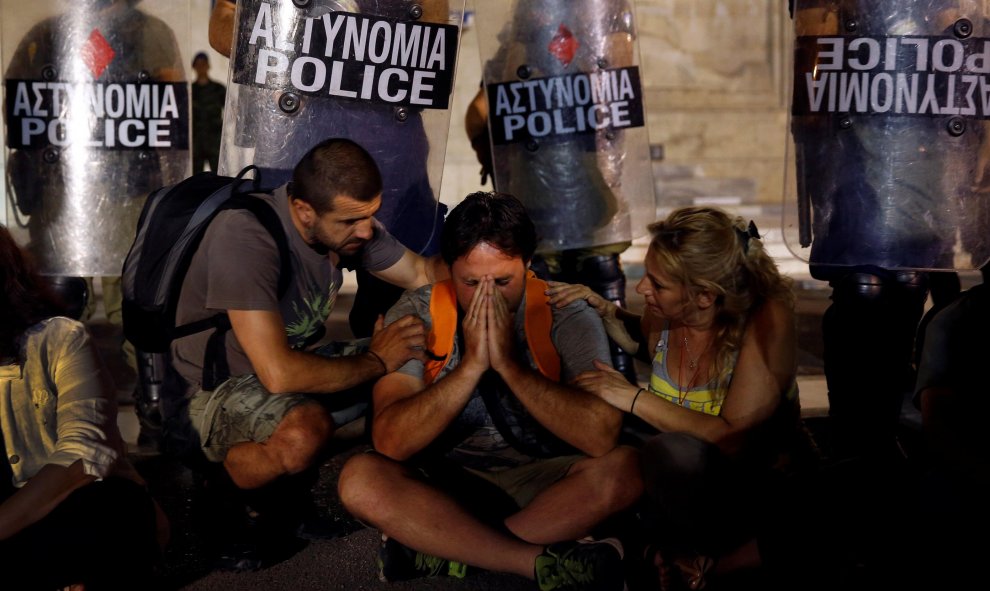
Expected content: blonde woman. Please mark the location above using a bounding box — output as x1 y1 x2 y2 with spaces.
548 206 808 589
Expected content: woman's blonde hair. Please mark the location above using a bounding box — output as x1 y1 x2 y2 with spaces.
648 206 793 382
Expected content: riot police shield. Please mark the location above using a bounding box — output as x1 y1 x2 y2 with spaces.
784 0 990 272
475 0 653 253
2 0 191 276
220 0 462 255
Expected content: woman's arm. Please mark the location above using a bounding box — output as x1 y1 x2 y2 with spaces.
546 281 647 356
575 299 796 457
0 460 95 540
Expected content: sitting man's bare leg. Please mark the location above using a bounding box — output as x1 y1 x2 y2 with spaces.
225 402 333 489
340 453 543 578
505 446 642 544
340 446 642 578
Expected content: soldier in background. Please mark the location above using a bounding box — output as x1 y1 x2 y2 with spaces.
789 0 990 461
191 51 225 173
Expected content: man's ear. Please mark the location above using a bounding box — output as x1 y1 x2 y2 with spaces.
291 198 316 225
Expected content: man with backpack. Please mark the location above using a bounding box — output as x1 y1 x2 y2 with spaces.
338 192 642 590
161 138 444 563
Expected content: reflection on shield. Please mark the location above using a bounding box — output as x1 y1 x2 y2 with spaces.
476 0 654 253
784 0 990 271
2 0 191 276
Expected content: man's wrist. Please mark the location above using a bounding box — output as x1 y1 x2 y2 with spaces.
494 357 525 382
365 350 388 375
457 357 488 379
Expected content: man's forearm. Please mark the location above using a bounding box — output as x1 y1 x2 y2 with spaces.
258 349 386 395
0 461 95 541
427 254 450 283
209 0 237 57
373 365 481 460
499 363 621 457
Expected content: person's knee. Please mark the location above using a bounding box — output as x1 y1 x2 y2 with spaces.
582 446 643 513
641 432 725 504
338 453 402 523
268 403 333 474
642 432 712 480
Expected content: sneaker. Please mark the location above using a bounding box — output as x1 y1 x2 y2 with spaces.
535 538 625 591
377 534 468 582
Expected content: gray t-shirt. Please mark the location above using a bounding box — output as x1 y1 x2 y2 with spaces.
384 283 611 471
171 185 405 396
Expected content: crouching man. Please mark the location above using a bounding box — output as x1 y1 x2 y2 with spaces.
339 192 642 591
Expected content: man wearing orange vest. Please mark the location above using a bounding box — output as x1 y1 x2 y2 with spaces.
339 192 642 590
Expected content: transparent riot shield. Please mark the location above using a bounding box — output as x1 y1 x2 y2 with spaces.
2 0 191 276
784 0 990 272
220 0 462 255
475 0 653 253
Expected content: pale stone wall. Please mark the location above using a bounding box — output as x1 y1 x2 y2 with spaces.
637 0 792 205
441 0 793 210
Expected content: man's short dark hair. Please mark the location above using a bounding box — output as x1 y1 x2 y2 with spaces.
290 138 383 214
440 192 537 266
192 51 209 66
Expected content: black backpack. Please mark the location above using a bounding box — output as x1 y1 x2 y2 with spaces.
122 166 291 389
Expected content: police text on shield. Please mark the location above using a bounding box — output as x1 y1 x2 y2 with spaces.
488 67 646 145
234 0 457 109
5 81 187 150
796 35 990 117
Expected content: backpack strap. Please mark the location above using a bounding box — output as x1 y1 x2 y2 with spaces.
523 274 560 382
196 194 292 391
424 280 458 385
423 272 559 385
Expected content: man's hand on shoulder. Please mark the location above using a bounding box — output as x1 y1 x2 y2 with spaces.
369 314 428 372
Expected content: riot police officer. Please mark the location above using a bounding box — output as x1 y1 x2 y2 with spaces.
788 0 990 460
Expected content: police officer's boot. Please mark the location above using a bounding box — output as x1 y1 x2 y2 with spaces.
822 269 928 463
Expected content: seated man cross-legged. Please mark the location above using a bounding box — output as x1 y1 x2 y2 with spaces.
339 192 642 591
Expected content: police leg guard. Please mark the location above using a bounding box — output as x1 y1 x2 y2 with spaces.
134 349 168 452
46 276 89 320
821 269 928 462
574 253 638 385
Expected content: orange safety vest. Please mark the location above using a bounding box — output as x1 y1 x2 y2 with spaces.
424 273 561 384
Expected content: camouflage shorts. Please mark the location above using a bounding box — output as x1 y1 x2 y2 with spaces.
187 338 370 463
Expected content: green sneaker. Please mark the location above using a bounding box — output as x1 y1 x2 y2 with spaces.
535 538 625 591
376 534 468 582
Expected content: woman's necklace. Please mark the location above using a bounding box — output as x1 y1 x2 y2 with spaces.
676 327 712 406
681 327 712 370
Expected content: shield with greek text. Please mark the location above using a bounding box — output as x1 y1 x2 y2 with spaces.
784 0 990 271
220 0 463 255
2 0 191 276
475 0 653 253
